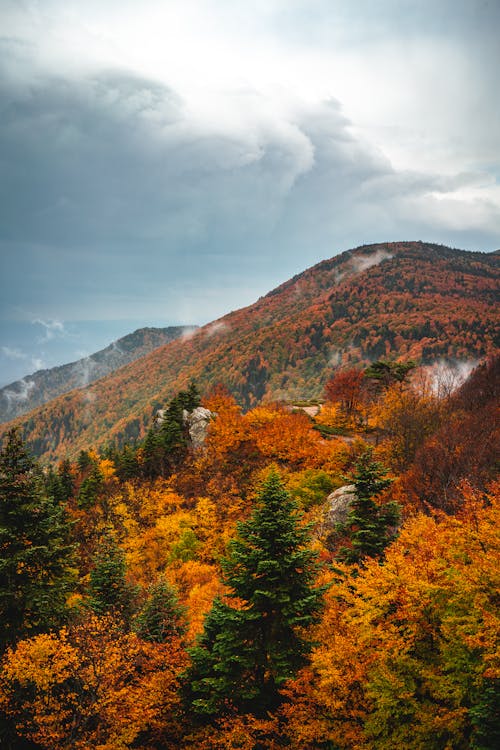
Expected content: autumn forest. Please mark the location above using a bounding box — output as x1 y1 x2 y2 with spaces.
0 244 499 750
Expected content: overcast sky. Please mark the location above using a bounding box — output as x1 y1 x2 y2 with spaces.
1 0 499 385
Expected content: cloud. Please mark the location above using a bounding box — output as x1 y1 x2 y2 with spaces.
72 357 99 388
0 2 498 330
348 250 393 274
180 326 200 341
32 319 66 343
2 378 36 410
205 321 230 337
425 358 479 398
1 346 26 360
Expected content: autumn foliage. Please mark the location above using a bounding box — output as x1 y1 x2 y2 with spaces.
1 353 499 749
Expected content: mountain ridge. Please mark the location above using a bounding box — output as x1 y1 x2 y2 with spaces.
0 326 195 424
3 241 498 461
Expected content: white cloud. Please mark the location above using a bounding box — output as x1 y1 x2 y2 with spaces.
0 0 498 331
32 318 66 342
3 378 36 409
348 249 393 274
1 346 26 360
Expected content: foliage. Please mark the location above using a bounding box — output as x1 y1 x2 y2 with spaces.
133 577 187 642
302 483 500 749
0 615 187 750
0 429 76 651
184 470 325 718
335 450 399 564
5 242 498 463
87 530 139 624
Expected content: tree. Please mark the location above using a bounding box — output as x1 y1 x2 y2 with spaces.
87 530 138 625
142 383 201 478
364 359 415 389
184 470 324 718
336 450 399 564
77 462 104 509
0 429 76 650
133 578 187 643
0 615 188 750
324 368 366 426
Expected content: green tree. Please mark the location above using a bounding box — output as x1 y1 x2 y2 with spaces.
77 463 103 509
133 577 187 643
336 450 399 564
184 470 324 718
0 429 76 650
364 359 415 389
143 383 201 478
87 530 138 625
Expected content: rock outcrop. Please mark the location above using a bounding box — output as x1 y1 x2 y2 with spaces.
183 407 213 449
315 484 357 540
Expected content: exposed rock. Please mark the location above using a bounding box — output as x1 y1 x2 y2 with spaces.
183 407 214 449
154 408 166 426
324 484 356 526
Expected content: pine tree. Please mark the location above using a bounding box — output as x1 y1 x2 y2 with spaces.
77 463 103 509
336 450 400 564
0 429 76 650
87 530 138 625
185 470 324 718
133 578 187 642
57 459 74 502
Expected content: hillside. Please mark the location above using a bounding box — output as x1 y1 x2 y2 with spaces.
0 326 194 424
4 241 499 461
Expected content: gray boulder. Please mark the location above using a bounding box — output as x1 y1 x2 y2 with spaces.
315 485 357 540
183 406 214 449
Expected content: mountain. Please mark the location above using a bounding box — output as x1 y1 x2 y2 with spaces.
3 242 498 461
0 326 195 424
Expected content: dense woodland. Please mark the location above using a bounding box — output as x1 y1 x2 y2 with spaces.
3 242 498 462
0 354 498 749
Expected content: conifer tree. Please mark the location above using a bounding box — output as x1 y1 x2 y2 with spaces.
336 449 400 564
87 530 138 625
133 578 187 642
185 470 324 718
0 428 76 650
77 463 104 509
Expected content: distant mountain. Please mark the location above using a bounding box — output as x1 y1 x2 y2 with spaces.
3 242 498 461
0 326 195 424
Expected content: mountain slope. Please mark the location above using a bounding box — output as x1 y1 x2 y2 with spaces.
0 326 194 424
4 242 499 461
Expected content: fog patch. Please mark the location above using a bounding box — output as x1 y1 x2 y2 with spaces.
205 321 230 337
72 356 99 388
425 358 479 398
3 378 36 410
180 326 199 341
349 250 393 274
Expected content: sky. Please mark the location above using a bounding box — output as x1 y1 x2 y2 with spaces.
1 0 499 386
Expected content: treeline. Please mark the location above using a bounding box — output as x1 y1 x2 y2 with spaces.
0 357 498 749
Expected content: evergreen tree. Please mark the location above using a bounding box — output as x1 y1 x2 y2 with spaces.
364 359 415 389
336 450 400 564
183 380 201 411
0 429 76 650
77 463 104 509
114 443 141 481
87 530 138 625
133 577 187 642
77 449 92 472
185 470 324 718
57 458 74 502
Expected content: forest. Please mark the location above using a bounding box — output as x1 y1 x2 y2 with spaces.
4 242 498 464
0 354 498 749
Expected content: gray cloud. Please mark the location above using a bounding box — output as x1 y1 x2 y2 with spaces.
0 1 499 339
